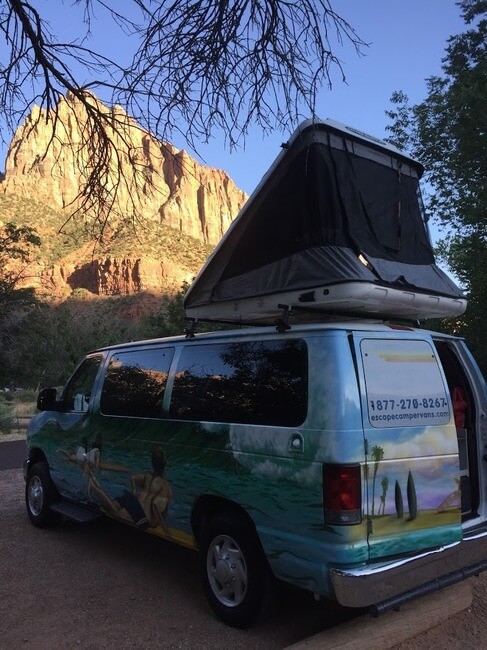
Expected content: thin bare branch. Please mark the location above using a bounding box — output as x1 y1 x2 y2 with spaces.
0 0 366 239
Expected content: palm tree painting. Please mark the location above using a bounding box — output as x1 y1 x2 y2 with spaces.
407 470 418 521
395 480 404 519
379 475 389 516
371 445 384 516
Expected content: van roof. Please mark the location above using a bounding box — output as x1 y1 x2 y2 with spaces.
89 321 459 354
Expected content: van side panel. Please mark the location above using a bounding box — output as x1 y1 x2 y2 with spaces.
194 333 368 595
84 332 367 596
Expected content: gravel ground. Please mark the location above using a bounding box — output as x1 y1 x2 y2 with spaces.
0 468 486 649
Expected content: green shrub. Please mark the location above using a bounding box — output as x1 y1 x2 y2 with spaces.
13 389 38 403
0 401 16 434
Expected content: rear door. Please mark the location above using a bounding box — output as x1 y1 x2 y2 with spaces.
353 333 462 560
433 338 487 522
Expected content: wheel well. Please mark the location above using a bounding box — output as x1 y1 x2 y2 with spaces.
29 447 48 466
191 495 258 543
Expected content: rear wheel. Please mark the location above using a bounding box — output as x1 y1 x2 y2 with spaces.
25 462 59 527
199 513 273 628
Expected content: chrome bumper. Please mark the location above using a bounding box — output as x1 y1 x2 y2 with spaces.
330 528 487 608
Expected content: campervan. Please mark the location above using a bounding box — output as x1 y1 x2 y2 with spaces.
24 120 486 627
25 322 486 626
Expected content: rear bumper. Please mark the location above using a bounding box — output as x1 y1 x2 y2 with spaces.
330 528 487 608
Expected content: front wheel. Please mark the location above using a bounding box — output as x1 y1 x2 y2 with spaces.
25 462 59 527
199 513 273 628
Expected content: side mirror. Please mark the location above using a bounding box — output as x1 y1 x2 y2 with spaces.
37 388 58 411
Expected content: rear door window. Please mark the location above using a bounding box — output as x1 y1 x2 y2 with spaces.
169 339 308 426
361 339 450 428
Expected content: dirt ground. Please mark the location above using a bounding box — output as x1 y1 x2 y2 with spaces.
0 468 486 649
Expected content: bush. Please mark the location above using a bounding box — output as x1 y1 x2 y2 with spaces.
0 401 16 434
13 389 37 403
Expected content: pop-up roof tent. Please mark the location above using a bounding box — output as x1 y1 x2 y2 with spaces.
184 119 466 324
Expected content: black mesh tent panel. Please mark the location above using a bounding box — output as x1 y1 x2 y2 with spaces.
184 121 464 319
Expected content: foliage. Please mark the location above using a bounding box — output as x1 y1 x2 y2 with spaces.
0 295 143 388
0 193 213 272
142 283 191 339
0 279 243 390
0 191 216 389
0 220 41 291
0 400 15 434
385 1 486 373
11 388 37 404
142 282 238 340
0 220 42 370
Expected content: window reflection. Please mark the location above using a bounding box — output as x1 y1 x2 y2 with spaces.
169 340 308 426
101 348 174 418
63 356 102 411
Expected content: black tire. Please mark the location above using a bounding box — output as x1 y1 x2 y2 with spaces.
199 513 274 628
25 462 59 528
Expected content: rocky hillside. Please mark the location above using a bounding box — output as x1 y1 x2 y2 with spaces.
0 193 214 299
0 94 248 299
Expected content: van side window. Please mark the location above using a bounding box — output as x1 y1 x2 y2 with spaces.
62 355 102 412
361 339 450 428
100 348 174 418
169 339 308 426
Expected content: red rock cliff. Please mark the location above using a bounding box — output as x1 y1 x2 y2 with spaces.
1 93 247 245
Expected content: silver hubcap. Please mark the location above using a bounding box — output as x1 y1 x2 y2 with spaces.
28 476 44 517
207 534 248 607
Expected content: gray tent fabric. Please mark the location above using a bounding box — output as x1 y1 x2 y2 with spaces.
212 246 376 302
184 120 464 322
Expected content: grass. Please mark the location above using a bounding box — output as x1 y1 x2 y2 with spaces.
0 401 16 435
0 392 37 437
372 508 460 535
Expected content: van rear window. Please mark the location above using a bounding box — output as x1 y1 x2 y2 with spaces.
100 348 174 418
169 339 308 426
361 339 450 428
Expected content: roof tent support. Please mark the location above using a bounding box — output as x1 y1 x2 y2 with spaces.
276 304 293 332
184 318 199 339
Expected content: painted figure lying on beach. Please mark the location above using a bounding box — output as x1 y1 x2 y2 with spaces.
59 443 172 533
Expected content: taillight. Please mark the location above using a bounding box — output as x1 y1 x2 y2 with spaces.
323 464 362 525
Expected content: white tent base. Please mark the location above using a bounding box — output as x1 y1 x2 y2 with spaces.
186 282 467 324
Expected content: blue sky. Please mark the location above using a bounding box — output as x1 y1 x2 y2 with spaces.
190 0 465 196
1 1 466 243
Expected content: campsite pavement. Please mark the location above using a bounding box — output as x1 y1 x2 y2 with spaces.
0 452 486 649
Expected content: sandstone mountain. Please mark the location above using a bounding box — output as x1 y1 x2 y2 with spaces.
0 94 247 300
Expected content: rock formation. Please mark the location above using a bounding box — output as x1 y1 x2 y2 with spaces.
66 256 191 296
1 93 247 246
